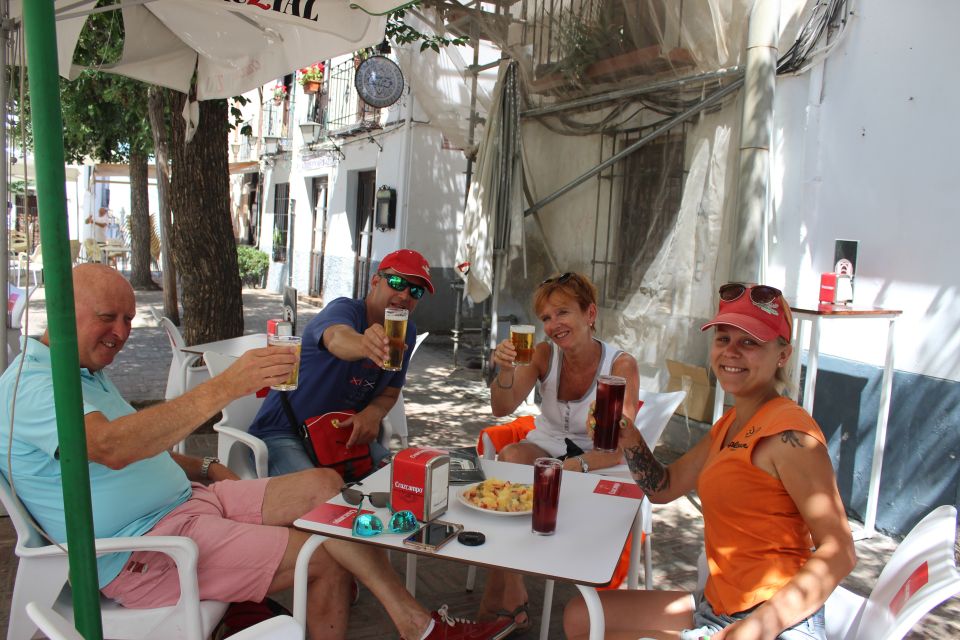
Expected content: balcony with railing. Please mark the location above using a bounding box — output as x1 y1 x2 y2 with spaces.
303 54 381 139
262 96 293 153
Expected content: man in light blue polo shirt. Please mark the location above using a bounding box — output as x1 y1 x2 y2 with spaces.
0 264 512 640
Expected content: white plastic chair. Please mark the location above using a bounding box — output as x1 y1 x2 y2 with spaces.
1 473 228 640
380 332 429 449
597 388 687 590
83 238 103 263
6 283 36 362
205 350 270 479
206 349 397 480
26 602 303 640
157 315 210 402
155 314 209 454
15 244 43 287
824 505 960 640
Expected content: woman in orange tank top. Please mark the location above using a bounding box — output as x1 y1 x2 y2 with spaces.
564 284 856 640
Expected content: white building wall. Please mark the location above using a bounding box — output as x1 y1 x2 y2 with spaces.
771 1 960 382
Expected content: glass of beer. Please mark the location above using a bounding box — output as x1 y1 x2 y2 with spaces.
593 375 626 452
510 324 535 366
532 457 563 535
267 335 302 391
383 307 409 371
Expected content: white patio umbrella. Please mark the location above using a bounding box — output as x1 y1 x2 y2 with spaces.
13 0 408 100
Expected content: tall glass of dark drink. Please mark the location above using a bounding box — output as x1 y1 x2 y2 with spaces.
382 307 408 371
593 375 626 452
532 457 563 535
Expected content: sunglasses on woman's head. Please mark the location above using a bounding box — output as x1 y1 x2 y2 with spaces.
541 272 573 285
380 273 426 299
340 485 419 537
719 283 783 306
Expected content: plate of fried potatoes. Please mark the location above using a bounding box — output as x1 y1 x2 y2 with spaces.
458 478 533 516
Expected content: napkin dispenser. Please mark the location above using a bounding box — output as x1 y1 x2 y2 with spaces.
391 447 449 521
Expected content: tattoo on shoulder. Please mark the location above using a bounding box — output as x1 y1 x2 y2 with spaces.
624 445 669 493
781 430 803 448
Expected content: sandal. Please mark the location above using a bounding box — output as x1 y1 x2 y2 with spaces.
490 603 530 636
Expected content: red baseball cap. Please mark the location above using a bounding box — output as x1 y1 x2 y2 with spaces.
379 249 434 294
701 285 792 343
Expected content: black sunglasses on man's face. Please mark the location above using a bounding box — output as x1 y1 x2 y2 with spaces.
380 273 426 299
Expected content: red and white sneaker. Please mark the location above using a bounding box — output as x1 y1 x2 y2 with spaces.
422 605 515 640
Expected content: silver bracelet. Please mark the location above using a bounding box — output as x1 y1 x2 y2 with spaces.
200 456 219 481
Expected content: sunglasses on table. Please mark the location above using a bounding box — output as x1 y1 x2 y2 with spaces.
380 273 426 300
340 485 419 538
718 283 783 306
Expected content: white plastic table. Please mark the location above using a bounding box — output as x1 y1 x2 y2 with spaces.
789 303 901 539
293 459 641 640
180 332 269 357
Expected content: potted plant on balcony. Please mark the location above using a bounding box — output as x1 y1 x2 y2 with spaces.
272 83 288 105
298 62 325 94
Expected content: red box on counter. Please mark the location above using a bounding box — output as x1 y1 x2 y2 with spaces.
390 447 449 522
819 273 837 304
267 319 292 337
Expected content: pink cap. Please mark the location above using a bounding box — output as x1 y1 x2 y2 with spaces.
701 289 792 343
379 249 434 294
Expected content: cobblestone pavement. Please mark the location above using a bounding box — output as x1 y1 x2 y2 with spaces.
1 283 957 638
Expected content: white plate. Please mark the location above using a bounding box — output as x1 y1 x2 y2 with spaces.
457 481 533 517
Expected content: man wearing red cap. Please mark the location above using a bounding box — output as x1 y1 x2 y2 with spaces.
249 249 435 476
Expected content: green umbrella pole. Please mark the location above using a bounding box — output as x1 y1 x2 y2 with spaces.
21 1 103 638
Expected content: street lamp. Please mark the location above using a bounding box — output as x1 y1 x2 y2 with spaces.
263 135 280 155
299 122 322 145
231 142 241 158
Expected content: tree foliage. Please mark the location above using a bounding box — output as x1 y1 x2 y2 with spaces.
386 1 469 52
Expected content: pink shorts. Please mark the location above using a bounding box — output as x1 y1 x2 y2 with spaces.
102 479 288 608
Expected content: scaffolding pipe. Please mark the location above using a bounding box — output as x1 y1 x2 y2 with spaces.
730 0 781 284
520 66 743 119
524 78 744 217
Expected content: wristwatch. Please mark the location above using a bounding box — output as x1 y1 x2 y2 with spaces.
200 456 220 481
575 455 589 473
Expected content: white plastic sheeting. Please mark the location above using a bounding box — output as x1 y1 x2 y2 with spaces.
456 62 525 303
610 126 731 388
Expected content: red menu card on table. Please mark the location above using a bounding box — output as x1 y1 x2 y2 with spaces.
593 479 644 500
300 503 371 529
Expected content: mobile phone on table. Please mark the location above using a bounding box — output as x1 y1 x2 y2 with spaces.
402 520 464 552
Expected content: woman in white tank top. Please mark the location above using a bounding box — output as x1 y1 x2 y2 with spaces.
480 272 640 630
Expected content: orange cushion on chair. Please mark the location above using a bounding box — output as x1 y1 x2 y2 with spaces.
600 530 645 590
476 415 537 456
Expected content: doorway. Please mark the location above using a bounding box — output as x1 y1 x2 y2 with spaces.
353 170 376 298
309 176 329 298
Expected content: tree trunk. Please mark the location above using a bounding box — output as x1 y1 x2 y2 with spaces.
147 87 180 323
169 94 243 344
127 150 157 290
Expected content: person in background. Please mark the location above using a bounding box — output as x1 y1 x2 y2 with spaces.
0 263 512 640
482 272 640 632
563 283 856 640
85 206 110 243
249 249 434 476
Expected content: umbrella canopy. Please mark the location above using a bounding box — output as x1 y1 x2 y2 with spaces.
14 0 408 100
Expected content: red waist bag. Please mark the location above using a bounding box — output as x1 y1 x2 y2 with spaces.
279 393 374 482
300 411 374 482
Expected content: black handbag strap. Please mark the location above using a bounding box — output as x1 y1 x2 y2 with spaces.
279 392 300 432
280 391 319 466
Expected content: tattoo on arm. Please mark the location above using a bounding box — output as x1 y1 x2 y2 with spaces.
781 430 802 448
624 444 669 494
